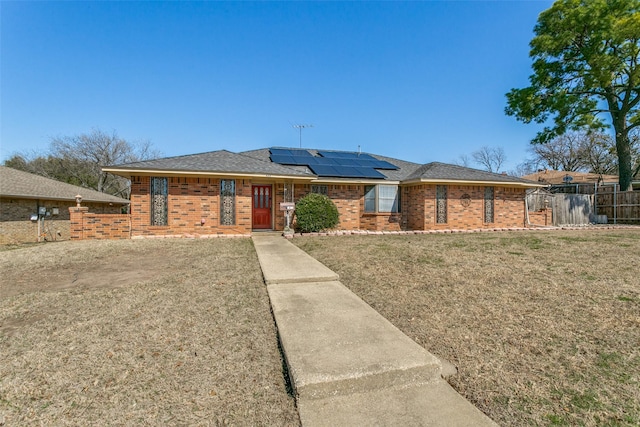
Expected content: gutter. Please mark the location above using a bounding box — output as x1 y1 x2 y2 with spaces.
102 168 317 182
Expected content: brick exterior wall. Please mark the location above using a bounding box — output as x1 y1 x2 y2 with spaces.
130 176 252 236
295 184 363 230
404 184 527 230
0 197 122 244
61 177 530 240
69 207 131 240
528 208 553 227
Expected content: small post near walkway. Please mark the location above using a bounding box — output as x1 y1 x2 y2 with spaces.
280 202 295 237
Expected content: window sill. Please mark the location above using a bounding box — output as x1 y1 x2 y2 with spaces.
363 212 401 216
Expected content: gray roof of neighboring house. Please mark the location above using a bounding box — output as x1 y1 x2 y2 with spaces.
0 166 130 204
403 162 539 185
105 150 315 178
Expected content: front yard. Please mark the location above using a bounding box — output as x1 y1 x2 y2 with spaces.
0 239 299 426
294 229 640 426
2 229 638 426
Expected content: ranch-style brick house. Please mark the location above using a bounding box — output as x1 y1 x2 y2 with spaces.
102 147 542 237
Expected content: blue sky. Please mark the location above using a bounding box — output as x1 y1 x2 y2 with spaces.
1 1 553 172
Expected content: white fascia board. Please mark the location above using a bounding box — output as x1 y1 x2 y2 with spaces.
102 168 317 181
311 178 401 185
400 178 544 188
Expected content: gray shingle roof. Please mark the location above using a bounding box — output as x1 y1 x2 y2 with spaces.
105 147 540 187
403 162 539 185
0 166 130 204
105 150 314 178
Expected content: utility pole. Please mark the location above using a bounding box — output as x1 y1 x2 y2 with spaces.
293 124 313 148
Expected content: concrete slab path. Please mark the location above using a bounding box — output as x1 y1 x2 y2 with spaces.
252 233 497 426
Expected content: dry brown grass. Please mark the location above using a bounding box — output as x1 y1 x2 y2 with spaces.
293 229 640 427
0 239 299 426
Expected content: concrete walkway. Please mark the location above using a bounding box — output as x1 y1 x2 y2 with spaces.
252 233 498 426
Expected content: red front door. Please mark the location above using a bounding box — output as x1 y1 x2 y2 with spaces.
252 185 272 229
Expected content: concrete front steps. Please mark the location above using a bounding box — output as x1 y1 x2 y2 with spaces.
252 234 497 426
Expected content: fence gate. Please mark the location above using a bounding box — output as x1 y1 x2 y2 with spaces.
527 192 594 226
552 194 594 225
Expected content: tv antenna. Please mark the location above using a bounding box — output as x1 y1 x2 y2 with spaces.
293 124 313 148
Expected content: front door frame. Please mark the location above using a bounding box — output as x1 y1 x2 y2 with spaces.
252 184 273 230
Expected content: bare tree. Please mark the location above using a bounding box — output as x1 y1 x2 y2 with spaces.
580 133 617 175
455 154 472 168
471 146 506 173
5 128 160 197
528 132 588 172
509 160 539 177
49 128 161 197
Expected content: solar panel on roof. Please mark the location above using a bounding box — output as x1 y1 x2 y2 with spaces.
308 165 340 176
270 154 295 164
343 159 361 167
352 159 375 167
332 166 355 176
270 155 314 166
289 149 313 157
269 148 292 156
354 153 377 161
270 147 394 177
308 164 386 179
355 167 386 178
370 160 399 170
317 150 377 160
313 157 340 166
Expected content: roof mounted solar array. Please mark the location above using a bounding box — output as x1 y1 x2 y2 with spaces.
269 148 398 179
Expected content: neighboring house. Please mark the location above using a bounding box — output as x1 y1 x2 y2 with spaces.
102 147 541 237
523 169 640 193
0 166 129 243
522 170 620 186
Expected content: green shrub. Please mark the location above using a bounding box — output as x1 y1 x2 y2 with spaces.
294 193 340 233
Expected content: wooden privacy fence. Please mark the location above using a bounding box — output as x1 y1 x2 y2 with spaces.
526 191 594 226
527 186 640 225
595 190 640 224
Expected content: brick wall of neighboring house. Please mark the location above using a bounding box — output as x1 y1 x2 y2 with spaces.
405 184 527 230
129 176 252 237
0 197 122 244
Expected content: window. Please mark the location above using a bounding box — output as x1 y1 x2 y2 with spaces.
436 185 447 224
311 184 328 196
484 186 494 223
151 177 168 226
364 185 400 213
220 180 236 225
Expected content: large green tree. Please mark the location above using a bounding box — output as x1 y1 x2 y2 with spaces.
506 0 640 190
